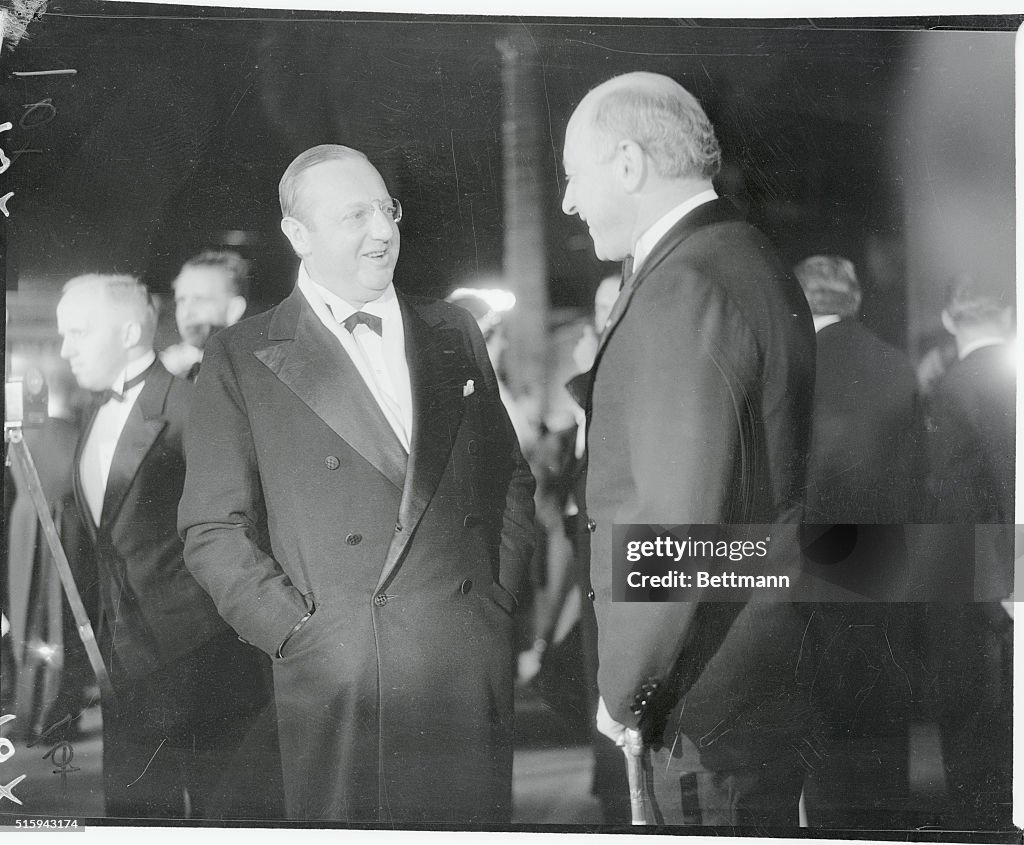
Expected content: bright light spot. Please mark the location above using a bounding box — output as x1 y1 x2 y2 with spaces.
447 287 516 314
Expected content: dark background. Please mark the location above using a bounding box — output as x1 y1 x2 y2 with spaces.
2 5 1018 354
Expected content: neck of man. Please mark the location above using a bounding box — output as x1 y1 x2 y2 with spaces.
953 324 1008 359
628 177 715 251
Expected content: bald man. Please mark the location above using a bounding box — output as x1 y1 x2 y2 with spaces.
562 72 817 825
57 274 272 819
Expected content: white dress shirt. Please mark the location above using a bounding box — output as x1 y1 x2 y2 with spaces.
297 264 413 451
812 314 842 334
79 350 156 526
958 336 1006 361
631 188 718 274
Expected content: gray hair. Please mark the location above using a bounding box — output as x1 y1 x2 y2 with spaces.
279 144 368 221
944 273 1012 328
793 255 862 319
586 73 721 181
62 273 158 345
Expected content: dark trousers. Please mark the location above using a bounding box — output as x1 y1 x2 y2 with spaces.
644 736 805 827
102 632 282 820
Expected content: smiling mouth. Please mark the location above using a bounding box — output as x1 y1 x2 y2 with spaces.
364 248 390 261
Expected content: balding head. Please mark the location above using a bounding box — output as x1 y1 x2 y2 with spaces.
569 72 721 181
562 72 721 261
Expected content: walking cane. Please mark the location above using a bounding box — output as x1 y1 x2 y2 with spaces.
622 726 649 825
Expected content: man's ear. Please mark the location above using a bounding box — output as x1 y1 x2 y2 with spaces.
122 319 142 349
614 139 647 194
281 216 309 257
940 309 957 337
226 295 247 326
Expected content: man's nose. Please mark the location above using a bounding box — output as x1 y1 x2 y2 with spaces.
369 207 394 239
561 184 576 216
59 337 73 359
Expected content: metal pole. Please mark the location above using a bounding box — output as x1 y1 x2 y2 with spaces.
6 427 114 701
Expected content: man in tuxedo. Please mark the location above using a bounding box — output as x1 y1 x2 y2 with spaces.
561 72 816 825
793 255 922 827
160 250 249 380
178 145 535 823
795 255 922 525
56 274 275 819
924 274 1014 829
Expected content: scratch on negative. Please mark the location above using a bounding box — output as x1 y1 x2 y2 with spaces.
796 609 816 678
882 629 914 695
126 738 167 788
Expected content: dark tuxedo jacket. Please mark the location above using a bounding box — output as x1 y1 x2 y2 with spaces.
178 288 535 822
74 362 236 680
928 343 1015 525
576 198 817 771
926 342 1015 601
805 319 922 524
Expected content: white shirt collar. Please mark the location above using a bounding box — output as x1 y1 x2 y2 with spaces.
813 314 843 334
297 263 399 325
632 188 718 273
111 350 156 394
959 336 1006 360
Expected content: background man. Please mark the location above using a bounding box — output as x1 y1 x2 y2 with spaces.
178 145 535 823
56 274 273 819
561 72 816 825
923 273 1014 829
793 254 922 827
160 249 249 380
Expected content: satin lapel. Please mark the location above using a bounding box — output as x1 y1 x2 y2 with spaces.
376 296 474 590
254 290 407 492
100 368 171 528
73 403 101 542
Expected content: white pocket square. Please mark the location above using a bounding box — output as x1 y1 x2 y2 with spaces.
463 379 475 397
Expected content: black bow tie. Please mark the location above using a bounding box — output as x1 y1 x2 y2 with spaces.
96 360 155 404
342 311 383 336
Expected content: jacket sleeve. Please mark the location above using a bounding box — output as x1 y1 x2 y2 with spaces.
177 332 311 656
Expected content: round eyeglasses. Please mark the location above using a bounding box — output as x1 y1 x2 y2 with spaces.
341 198 403 229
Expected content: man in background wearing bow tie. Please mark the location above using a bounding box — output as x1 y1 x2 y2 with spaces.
561 73 817 825
178 145 535 823
56 274 276 819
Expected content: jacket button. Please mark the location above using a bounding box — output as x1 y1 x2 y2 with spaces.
346 532 362 545
586 589 596 602
586 518 597 533
394 522 403 533
374 594 389 607
460 579 473 594
468 440 479 455
324 455 340 470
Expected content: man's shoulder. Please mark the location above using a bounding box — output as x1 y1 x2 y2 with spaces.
400 292 472 325
204 302 286 360
820 321 914 372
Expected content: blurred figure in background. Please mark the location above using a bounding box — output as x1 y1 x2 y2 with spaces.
161 250 249 381
922 273 1014 829
793 254 922 827
445 286 539 455
57 273 276 819
795 255 922 524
